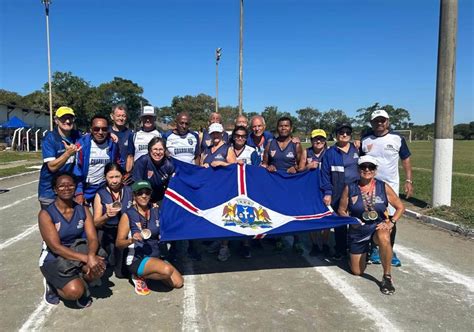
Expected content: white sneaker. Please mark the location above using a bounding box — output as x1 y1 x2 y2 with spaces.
217 246 231 262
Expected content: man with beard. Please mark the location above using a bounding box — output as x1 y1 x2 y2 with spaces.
74 115 121 205
360 109 413 267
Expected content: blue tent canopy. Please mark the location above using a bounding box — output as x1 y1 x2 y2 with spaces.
0 116 31 129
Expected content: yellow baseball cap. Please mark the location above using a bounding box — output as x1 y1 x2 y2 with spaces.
311 129 327 139
55 106 75 118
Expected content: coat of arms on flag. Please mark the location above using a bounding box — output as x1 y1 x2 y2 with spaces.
222 199 272 229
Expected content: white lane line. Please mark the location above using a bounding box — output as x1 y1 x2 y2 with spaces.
19 300 55 332
303 254 399 332
0 194 37 211
0 224 38 250
396 244 474 293
181 261 199 331
0 170 40 181
8 179 39 190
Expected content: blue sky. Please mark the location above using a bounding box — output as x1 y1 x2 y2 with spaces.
1 0 472 124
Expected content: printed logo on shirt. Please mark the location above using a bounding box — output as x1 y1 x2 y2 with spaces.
174 147 194 154
147 170 154 179
205 139 211 147
287 152 295 158
365 144 373 152
138 144 148 151
270 150 276 157
77 219 84 229
215 153 225 161
188 139 194 145
307 158 313 163
375 196 384 204
55 223 61 232
90 158 109 165
353 152 359 159
385 144 397 152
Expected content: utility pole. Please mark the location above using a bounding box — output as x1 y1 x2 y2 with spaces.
432 0 458 207
238 0 244 115
42 0 54 131
215 48 222 113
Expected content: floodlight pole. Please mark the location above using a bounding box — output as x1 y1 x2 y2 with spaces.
215 48 221 113
43 0 54 131
432 0 457 207
238 0 244 115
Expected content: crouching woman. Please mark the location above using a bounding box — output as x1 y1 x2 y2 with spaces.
116 180 183 295
38 172 105 308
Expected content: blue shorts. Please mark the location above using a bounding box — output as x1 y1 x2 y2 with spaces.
348 222 379 254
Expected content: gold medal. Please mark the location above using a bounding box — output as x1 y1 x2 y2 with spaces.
368 211 378 220
141 229 151 240
111 201 122 210
362 211 370 221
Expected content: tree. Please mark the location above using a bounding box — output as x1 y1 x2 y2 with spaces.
355 102 411 129
43 71 94 128
296 107 321 134
94 77 148 127
219 105 240 130
0 89 23 106
261 106 280 134
22 90 48 111
454 122 474 140
170 94 215 131
319 109 352 136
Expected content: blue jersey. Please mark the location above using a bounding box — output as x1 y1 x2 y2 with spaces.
125 206 161 265
201 130 229 151
202 143 229 164
110 126 133 168
341 144 360 184
96 185 134 226
38 129 82 200
267 139 297 171
132 155 175 202
306 147 326 165
38 203 86 266
247 131 274 160
347 180 388 223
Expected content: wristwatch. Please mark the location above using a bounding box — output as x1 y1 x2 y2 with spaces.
405 179 413 184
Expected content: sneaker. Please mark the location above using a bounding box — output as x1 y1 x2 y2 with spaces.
76 295 93 308
369 247 381 264
274 239 284 252
309 244 321 256
207 241 221 254
217 246 231 262
380 274 396 295
322 244 331 257
293 241 304 255
391 252 402 267
241 246 252 259
131 275 151 296
187 247 202 261
43 278 60 306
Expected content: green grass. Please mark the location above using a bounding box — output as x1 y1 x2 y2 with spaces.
0 165 40 178
0 151 42 163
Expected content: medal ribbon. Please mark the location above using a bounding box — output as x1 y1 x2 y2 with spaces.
361 180 376 212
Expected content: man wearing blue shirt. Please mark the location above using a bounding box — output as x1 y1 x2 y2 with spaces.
38 107 82 209
109 104 133 169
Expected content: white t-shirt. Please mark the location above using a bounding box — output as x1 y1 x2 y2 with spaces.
165 131 199 164
86 140 111 185
132 129 162 161
234 145 258 165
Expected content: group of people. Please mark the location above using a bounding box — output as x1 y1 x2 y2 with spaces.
37 104 413 308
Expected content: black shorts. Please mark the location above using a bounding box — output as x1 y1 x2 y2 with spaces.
40 261 82 290
348 222 378 254
127 257 152 277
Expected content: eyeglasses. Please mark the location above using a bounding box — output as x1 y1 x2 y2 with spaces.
312 137 326 142
359 163 377 171
92 127 108 133
56 184 75 190
135 189 152 196
337 130 352 136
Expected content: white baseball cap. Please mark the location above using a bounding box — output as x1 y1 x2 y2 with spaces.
140 105 156 117
208 123 224 134
358 155 379 166
370 109 389 121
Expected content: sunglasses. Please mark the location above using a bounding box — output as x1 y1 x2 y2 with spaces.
372 117 387 123
233 134 247 139
337 130 352 136
92 127 108 133
312 137 326 142
135 189 152 196
359 163 377 171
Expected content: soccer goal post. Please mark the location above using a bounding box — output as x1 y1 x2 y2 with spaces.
394 130 412 143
